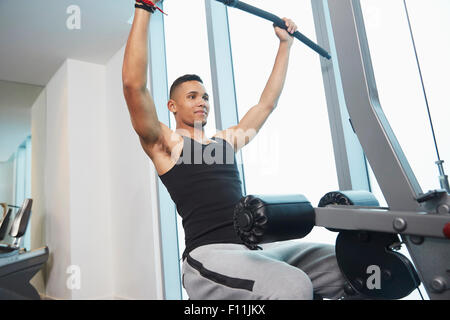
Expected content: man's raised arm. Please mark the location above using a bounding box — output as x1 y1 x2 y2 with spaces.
257 19 297 110
122 1 162 146
219 18 298 152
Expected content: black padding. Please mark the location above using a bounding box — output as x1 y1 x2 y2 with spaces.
318 190 380 208
233 194 315 249
318 190 380 233
0 209 12 241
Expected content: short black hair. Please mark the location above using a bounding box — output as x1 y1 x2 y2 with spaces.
169 74 203 99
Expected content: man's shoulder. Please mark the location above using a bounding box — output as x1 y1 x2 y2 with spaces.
212 127 238 149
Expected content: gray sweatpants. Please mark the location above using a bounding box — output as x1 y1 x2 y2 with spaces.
182 240 348 300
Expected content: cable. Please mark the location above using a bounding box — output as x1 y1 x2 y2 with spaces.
417 286 425 300
403 0 441 162
403 0 450 193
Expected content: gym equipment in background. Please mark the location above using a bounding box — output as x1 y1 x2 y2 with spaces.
0 199 49 300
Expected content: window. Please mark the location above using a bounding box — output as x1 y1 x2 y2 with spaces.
163 0 217 300
361 0 450 196
228 0 339 245
164 0 217 138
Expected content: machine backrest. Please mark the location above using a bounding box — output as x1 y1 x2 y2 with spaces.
0 208 12 241
9 199 33 239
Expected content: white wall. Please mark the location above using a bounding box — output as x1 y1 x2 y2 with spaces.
31 48 163 299
43 61 72 299
41 59 114 299
66 59 113 299
30 88 47 294
105 45 163 300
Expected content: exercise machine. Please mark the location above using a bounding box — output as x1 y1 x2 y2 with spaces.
0 199 49 299
231 0 450 300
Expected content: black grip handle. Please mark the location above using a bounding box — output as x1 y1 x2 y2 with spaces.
215 0 331 59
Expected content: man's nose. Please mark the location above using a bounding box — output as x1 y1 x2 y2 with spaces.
198 98 207 107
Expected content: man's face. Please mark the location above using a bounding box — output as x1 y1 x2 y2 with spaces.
169 81 210 127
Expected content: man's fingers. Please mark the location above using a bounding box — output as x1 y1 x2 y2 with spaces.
283 18 296 34
292 23 298 34
283 18 291 32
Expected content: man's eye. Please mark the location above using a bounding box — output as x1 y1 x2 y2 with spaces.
203 96 209 101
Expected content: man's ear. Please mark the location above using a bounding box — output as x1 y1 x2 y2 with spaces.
167 99 177 114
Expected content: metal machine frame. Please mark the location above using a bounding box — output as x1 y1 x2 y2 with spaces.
310 0 450 300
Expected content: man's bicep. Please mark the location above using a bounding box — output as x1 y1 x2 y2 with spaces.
123 86 162 143
234 105 273 150
217 104 273 152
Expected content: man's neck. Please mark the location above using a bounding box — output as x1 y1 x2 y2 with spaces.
176 127 207 142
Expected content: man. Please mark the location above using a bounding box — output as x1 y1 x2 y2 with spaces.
123 0 348 300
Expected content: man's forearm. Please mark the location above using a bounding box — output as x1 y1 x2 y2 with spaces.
122 8 152 89
259 41 292 109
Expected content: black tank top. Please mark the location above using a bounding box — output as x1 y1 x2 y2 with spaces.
159 135 244 259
